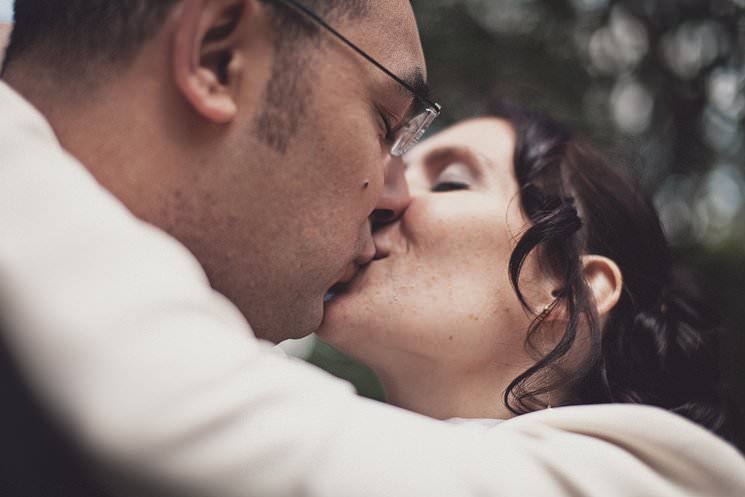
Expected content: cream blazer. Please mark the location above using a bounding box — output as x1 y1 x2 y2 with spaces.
1 80 744 497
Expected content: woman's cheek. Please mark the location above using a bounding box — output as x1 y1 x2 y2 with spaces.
404 199 481 246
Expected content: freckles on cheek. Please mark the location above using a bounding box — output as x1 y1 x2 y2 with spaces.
403 208 452 252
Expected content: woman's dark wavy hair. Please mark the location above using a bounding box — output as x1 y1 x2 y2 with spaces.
493 102 743 450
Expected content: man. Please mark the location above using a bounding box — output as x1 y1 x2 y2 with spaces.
1 2 745 497
2 0 421 343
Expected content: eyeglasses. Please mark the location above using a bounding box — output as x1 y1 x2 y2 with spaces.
273 0 442 157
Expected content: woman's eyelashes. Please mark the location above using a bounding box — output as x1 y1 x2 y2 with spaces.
432 181 470 192
430 162 475 192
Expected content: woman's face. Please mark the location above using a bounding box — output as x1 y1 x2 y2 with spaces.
318 118 551 378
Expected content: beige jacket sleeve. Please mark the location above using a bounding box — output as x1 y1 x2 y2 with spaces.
1 81 744 497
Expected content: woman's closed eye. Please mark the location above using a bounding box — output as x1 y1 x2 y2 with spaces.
430 162 474 192
432 181 470 192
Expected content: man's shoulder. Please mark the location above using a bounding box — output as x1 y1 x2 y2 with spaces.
505 403 704 436
0 79 56 142
481 404 745 497
500 403 741 462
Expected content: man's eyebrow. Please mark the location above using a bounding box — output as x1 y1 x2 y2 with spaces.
394 67 431 101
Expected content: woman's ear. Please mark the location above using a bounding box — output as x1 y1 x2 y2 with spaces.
581 255 623 317
172 0 249 124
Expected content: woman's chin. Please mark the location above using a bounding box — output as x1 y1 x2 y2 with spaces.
318 292 391 359
318 289 361 340
317 261 401 350
319 264 372 330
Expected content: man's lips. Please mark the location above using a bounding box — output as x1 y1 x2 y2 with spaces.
324 245 391 304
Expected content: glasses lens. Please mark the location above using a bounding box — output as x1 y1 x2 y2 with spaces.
390 105 441 157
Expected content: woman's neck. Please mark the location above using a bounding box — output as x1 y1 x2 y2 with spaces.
373 359 518 421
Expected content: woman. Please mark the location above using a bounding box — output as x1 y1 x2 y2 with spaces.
320 103 742 448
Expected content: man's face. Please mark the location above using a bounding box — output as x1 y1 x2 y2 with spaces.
168 0 426 342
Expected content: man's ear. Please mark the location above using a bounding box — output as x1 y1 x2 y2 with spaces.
582 255 623 317
172 0 249 123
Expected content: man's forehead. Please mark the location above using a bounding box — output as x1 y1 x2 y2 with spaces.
347 0 424 67
344 0 427 91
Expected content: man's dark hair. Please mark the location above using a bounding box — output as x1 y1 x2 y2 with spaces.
3 1 181 73
3 0 372 152
3 0 370 74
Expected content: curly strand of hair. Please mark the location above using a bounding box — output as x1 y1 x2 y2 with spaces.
505 197 593 413
508 198 583 311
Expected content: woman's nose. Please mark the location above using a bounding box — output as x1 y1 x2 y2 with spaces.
371 155 411 229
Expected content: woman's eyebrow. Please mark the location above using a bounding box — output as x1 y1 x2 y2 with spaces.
420 146 459 165
420 146 487 175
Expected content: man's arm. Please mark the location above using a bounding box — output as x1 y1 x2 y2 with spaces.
1 81 744 497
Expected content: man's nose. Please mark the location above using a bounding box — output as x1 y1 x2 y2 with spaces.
370 155 411 229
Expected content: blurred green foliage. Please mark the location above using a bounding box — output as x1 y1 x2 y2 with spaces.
308 341 384 400
311 0 745 411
